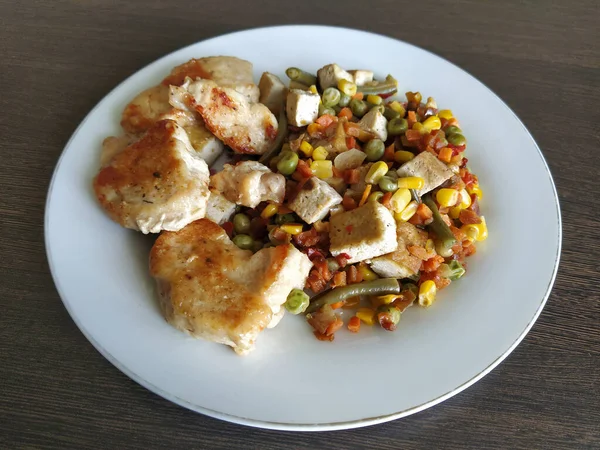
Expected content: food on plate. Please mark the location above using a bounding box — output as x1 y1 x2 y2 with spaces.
93 120 210 233
149 219 312 355
93 57 488 353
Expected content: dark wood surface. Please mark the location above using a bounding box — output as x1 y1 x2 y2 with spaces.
1 0 599 448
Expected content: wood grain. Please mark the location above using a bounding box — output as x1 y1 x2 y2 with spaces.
1 0 599 448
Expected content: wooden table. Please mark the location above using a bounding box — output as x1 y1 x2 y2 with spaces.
2 0 599 448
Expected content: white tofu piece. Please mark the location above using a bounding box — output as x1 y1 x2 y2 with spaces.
205 190 237 225
396 151 454 196
317 63 353 89
369 222 427 278
358 109 388 141
288 177 343 224
286 89 320 127
329 201 397 264
348 69 374 86
259 72 287 116
184 122 225 166
324 176 347 195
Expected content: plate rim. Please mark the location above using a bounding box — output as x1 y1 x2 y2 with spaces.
44 24 562 431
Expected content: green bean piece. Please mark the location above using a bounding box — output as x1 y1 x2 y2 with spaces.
274 213 297 225
306 278 401 314
319 104 336 117
349 99 368 118
387 117 408 136
232 234 254 250
422 195 457 254
364 138 385 161
285 67 317 86
277 150 299 175
233 213 251 234
285 289 311 315
368 191 384 203
377 304 402 331
322 87 341 107
357 75 399 95
378 176 398 193
370 105 385 115
439 261 466 281
383 107 401 121
443 125 462 135
447 133 467 146
338 92 351 107
259 110 289 164
385 170 399 181
402 283 419 297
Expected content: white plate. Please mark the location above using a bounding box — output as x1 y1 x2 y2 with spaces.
45 25 561 431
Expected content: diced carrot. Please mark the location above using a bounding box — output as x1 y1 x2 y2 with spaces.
332 271 347 288
325 317 344 336
407 110 417 127
422 254 445 272
332 166 343 178
383 143 395 161
346 136 357 149
459 209 482 224
338 107 353 120
405 129 422 142
316 114 336 128
313 331 335 341
381 192 393 209
358 184 372 207
408 245 430 260
313 256 332 281
277 205 292 214
295 159 314 179
335 253 350 268
352 92 364 101
344 168 361 184
342 195 357 211
330 301 345 310
307 123 322 137
438 147 453 163
348 316 361 333
346 265 363 284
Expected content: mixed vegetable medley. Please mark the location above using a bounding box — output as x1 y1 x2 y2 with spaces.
221 63 488 341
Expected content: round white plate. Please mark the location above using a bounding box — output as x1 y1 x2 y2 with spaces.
45 25 561 431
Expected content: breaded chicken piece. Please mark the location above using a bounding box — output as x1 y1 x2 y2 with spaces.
100 135 133 166
150 219 313 355
94 120 210 234
172 78 278 155
121 85 172 135
210 161 286 208
162 56 260 102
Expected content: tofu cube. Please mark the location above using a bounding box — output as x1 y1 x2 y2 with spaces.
288 177 343 224
259 72 287 115
317 63 354 89
348 69 374 86
185 125 225 166
205 190 237 225
286 89 320 127
329 201 398 264
396 151 454 196
369 222 427 278
358 108 388 141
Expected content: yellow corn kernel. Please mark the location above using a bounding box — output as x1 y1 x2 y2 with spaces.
436 188 459 207
394 150 415 163
310 160 333 179
308 84 318 94
358 265 379 281
389 101 406 117
467 184 483 200
438 109 453 120
422 115 442 132
371 294 400 308
390 188 411 213
412 122 426 134
261 203 279 219
338 79 357 96
365 161 389 184
449 206 462 219
312 145 328 161
280 224 303 235
458 188 472 208
395 201 418 222
356 308 376 325
425 239 435 253
418 280 437 307
461 217 488 242
477 216 488 241
425 96 437 110
299 140 314 157
366 94 383 105
397 176 425 190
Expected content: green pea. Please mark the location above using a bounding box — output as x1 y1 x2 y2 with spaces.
378 176 398 192
370 105 385 115
319 104 336 117
385 170 399 181
349 99 368 118
277 150 299 175
332 104 342 114
285 288 310 314
364 138 385 161
322 87 341 107
387 117 408 136
275 213 297 225
444 125 462 135
232 234 254 250
338 92 351 107
233 213 251 234
383 107 401 121
447 133 467 146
